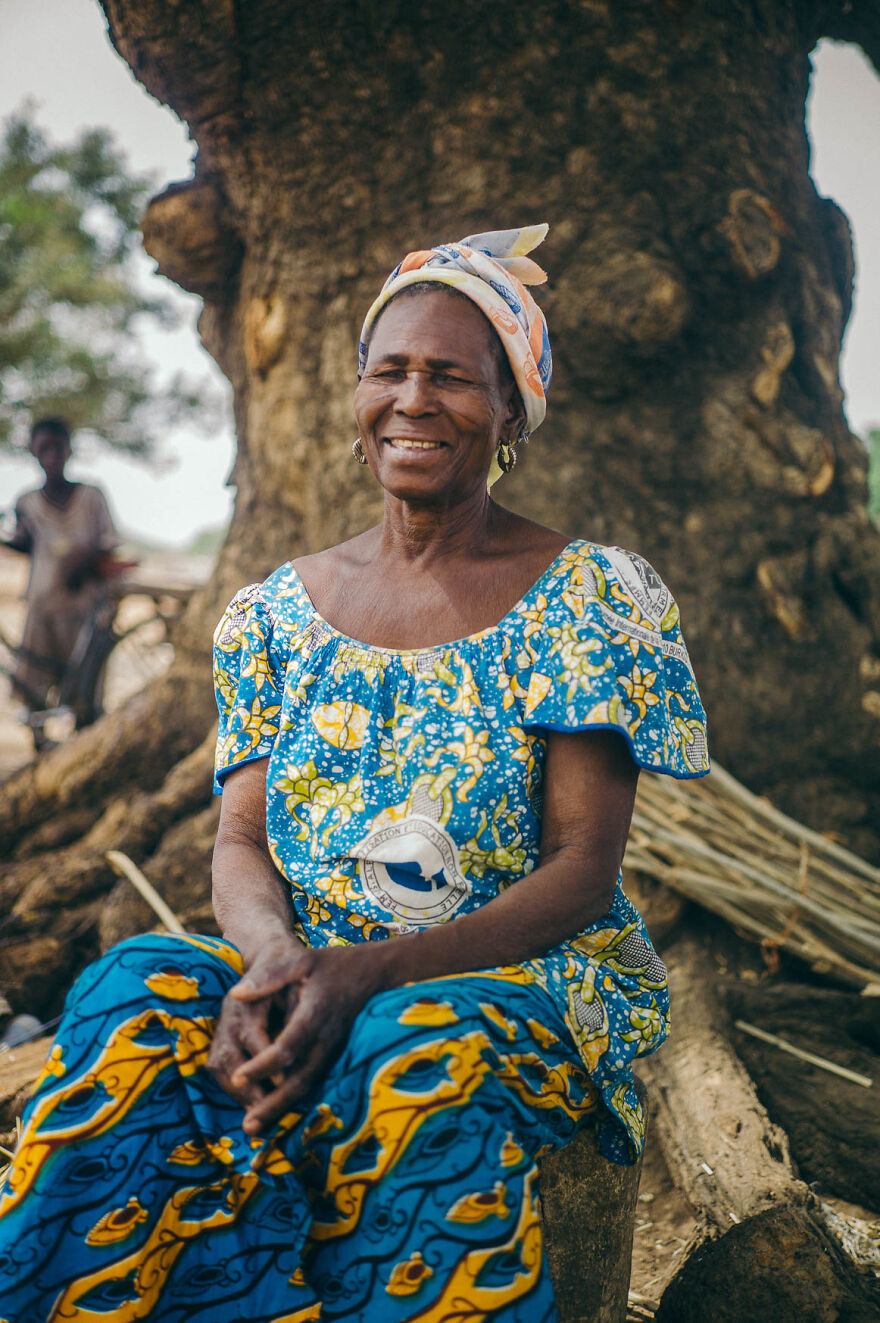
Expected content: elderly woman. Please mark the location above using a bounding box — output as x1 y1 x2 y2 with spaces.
0 227 708 1321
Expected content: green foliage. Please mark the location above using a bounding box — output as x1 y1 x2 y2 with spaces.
185 524 229 557
868 429 880 525
0 107 208 456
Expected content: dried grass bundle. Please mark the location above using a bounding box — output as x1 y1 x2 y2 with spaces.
626 764 880 989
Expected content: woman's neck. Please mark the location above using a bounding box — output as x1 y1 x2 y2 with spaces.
379 488 506 567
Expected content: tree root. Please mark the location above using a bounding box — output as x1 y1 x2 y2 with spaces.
642 933 879 1321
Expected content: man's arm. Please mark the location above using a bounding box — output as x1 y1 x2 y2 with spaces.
2 503 33 554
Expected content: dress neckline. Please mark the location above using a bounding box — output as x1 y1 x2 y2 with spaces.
285 539 584 657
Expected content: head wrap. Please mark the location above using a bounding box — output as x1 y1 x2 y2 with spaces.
359 225 552 483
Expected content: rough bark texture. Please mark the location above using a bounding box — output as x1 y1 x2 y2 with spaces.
1 0 879 870
540 1091 644 1322
641 930 879 1321
726 981 880 1210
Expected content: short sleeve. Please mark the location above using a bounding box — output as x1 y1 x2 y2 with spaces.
520 546 709 779
212 583 286 792
91 486 118 551
9 497 34 551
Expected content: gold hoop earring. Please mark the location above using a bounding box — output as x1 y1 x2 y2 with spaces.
352 437 367 464
497 439 517 473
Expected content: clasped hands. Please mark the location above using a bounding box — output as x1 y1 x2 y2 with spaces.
207 935 387 1134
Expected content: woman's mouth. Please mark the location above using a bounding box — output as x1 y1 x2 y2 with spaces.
384 437 446 451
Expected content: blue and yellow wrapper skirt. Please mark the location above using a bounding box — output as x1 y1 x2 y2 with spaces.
0 932 602 1322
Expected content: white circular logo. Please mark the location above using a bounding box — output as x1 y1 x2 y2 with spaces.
352 816 470 927
605 548 670 623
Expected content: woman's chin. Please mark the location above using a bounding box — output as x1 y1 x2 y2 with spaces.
376 453 454 498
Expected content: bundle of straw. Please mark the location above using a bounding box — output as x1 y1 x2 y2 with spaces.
625 763 880 989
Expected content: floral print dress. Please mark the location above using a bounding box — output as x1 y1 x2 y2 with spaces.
0 539 708 1323
213 538 709 1160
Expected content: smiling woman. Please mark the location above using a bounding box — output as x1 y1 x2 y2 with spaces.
0 227 709 1322
355 289 521 515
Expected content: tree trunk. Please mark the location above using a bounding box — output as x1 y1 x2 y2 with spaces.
3 6 880 1307
641 930 879 1322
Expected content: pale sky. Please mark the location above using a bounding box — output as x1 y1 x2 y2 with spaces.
0 0 879 548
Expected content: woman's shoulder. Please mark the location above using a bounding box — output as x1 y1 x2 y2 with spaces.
214 562 313 647
541 538 682 630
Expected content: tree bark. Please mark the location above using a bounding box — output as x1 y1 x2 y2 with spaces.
539 1086 645 1323
641 931 879 1322
725 981 880 1211
2 0 879 864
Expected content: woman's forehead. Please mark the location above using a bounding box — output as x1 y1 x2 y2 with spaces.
366 289 498 364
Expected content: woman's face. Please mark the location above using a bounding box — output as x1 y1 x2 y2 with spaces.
354 289 522 503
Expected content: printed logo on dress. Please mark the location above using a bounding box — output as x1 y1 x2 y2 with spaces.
351 817 471 928
604 549 670 624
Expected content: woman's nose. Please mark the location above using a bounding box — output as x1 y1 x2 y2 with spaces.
395 371 436 413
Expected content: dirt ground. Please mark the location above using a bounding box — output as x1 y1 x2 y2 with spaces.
0 545 210 779
627 1120 698 1312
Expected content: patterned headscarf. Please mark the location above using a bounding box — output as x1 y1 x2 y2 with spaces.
359 225 552 472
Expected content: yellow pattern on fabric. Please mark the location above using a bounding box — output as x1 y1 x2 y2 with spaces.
397 999 461 1027
526 1018 560 1050
143 971 200 1000
404 1166 543 1322
273 761 365 855
446 1181 510 1223
85 1197 149 1246
3 1009 213 1209
500 1132 525 1167
310 1032 494 1241
310 701 371 750
460 796 528 881
51 1172 261 1320
386 1250 435 1296
479 1003 519 1042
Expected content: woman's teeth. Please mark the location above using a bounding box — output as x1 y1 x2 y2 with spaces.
386 438 444 450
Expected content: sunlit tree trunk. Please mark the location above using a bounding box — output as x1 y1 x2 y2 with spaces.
3 0 879 968
2 3 879 1314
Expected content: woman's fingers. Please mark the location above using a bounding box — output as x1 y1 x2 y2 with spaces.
230 975 287 1002
233 982 323 1083
209 996 274 1104
230 949 313 1002
242 1040 329 1133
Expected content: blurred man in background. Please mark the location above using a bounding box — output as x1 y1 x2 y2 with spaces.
3 417 118 747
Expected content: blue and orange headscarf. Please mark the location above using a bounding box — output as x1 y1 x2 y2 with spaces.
359 225 552 481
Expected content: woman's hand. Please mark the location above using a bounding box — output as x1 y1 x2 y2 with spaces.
226 941 387 1134
207 933 312 1109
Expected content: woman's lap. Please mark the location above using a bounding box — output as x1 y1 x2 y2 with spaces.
0 933 599 1322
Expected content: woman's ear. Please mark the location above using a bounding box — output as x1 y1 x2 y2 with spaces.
504 388 527 442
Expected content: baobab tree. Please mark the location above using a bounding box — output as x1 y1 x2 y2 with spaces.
2 3 879 1317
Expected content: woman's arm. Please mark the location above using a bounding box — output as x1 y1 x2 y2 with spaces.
372 727 638 984
207 759 311 1107
212 758 300 964
232 729 639 1130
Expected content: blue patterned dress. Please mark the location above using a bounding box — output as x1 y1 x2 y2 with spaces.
0 539 708 1323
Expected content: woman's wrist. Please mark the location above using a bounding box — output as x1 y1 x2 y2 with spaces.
226 919 306 971
364 930 440 993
